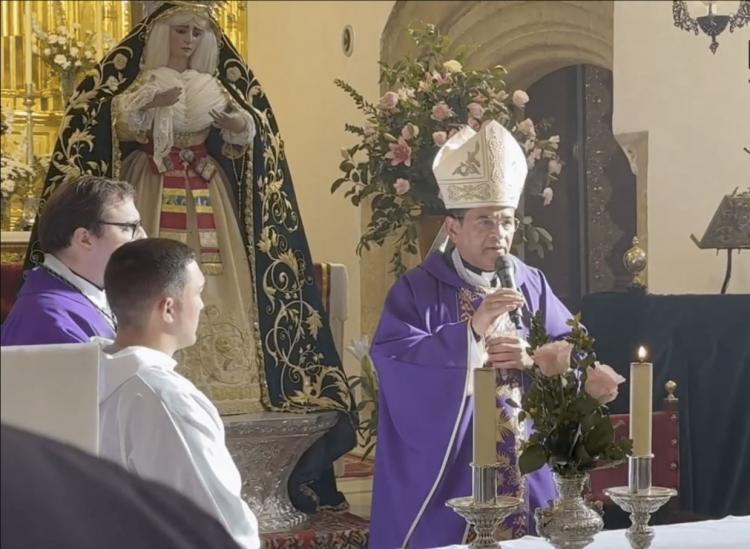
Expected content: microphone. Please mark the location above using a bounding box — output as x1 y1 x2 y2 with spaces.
495 255 524 330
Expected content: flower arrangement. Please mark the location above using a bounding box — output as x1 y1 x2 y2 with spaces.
346 336 379 459
333 24 563 275
1 111 51 230
0 112 34 202
512 314 632 477
31 14 113 102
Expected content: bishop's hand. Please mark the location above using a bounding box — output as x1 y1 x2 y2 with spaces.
486 335 533 370
470 288 525 337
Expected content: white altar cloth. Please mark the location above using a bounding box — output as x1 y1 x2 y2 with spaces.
433 515 750 549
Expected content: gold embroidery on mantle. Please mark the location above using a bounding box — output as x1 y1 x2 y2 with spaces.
176 304 263 414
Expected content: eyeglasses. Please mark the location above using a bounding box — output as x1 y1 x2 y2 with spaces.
97 219 142 238
453 215 520 233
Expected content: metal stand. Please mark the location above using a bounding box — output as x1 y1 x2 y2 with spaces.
605 455 677 549
445 463 522 549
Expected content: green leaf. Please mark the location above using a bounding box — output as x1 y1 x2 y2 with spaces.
330 178 348 194
519 443 547 475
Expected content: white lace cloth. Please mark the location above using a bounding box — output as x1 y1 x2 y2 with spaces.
115 67 255 171
432 515 750 548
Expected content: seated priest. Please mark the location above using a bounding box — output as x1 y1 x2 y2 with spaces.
97 238 260 549
369 122 573 548
1 424 242 549
1 175 146 346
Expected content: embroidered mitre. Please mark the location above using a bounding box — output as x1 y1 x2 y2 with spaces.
432 121 527 210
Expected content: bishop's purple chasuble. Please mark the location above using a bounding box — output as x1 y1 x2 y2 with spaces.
1 268 115 346
370 252 573 549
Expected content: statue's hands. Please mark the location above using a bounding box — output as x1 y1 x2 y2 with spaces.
470 288 525 336
143 86 182 109
210 108 247 133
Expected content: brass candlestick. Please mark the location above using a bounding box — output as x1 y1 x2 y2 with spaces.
445 463 522 549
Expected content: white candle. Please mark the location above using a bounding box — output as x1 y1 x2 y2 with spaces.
24 2 33 88
629 346 653 456
95 3 104 57
473 368 497 466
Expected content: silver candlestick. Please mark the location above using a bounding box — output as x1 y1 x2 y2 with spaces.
445 463 522 549
604 455 677 549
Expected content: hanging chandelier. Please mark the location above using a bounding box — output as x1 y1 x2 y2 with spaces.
672 0 750 53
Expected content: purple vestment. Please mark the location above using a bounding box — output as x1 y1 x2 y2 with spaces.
370 252 573 549
1 268 115 346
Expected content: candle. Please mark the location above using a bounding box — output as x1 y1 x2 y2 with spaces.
629 346 653 456
96 3 104 57
473 368 497 466
24 2 33 88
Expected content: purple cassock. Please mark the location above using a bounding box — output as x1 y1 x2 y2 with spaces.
369 252 573 549
1 268 115 346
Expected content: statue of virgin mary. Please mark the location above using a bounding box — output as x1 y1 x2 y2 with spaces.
25 0 354 512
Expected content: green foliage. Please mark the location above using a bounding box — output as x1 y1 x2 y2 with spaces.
332 24 563 277
347 348 380 460
515 315 633 477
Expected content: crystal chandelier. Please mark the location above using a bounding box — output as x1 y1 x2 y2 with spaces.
673 0 750 53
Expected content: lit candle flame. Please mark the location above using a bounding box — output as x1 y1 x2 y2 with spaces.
637 346 647 362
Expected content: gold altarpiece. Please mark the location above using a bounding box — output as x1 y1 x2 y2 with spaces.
0 0 247 235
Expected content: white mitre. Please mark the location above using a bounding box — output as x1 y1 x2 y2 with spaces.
432 120 527 210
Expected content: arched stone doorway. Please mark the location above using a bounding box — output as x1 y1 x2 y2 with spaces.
362 0 642 333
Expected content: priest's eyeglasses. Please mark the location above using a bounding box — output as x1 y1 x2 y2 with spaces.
454 216 519 233
98 219 143 238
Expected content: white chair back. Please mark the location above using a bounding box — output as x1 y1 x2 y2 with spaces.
1 342 100 454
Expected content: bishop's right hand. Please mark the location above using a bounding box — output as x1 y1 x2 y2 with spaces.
470 288 525 337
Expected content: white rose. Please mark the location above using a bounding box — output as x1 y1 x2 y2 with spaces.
69 47 79 57
43 48 51 56
53 54 67 66
442 59 463 73
1 180 16 194
74 60 82 67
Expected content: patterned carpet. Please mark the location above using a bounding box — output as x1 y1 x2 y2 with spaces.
261 511 369 549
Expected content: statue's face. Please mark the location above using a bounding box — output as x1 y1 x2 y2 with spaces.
169 23 205 60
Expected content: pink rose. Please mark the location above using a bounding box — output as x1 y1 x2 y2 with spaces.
585 362 626 404
472 94 488 105
432 131 448 147
400 123 419 140
532 341 573 377
393 178 410 195
531 148 542 160
548 158 562 175
542 187 554 206
512 89 530 108
431 101 454 121
384 138 412 167
468 117 481 131
467 102 485 119
379 91 399 110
